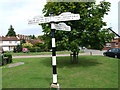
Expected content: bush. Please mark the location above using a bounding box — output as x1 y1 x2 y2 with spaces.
22 42 33 49
3 53 12 64
16 45 22 52
0 54 2 66
29 47 44 52
34 42 49 52
22 48 29 53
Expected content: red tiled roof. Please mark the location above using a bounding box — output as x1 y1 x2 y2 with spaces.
27 39 44 45
0 37 20 41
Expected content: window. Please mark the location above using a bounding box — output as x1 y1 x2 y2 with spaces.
118 48 120 52
115 43 119 46
9 41 12 44
106 43 111 47
0 41 3 43
111 48 118 52
15 41 17 43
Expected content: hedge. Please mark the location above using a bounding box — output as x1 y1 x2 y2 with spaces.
29 47 44 52
0 55 2 66
1 53 12 66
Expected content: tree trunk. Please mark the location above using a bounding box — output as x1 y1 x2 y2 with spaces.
71 51 78 64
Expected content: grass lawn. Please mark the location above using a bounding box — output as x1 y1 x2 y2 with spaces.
2 56 118 88
6 51 84 56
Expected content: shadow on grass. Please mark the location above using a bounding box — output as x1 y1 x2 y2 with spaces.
41 56 102 68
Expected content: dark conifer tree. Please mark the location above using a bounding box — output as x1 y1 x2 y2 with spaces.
6 25 16 37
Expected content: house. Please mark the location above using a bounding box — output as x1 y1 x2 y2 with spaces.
16 34 31 41
103 38 120 50
27 39 44 45
16 34 44 45
0 34 44 52
112 38 120 48
0 37 20 51
103 28 120 50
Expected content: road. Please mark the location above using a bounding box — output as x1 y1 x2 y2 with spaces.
13 49 106 58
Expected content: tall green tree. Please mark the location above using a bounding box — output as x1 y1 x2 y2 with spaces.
28 35 36 39
32 35 36 39
38 35 44 40
6 25 16 37
41 1 115 63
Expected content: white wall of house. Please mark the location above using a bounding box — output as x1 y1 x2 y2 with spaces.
1 41 20 46
3 47 9 51
0 41 20 51
106 43 111 47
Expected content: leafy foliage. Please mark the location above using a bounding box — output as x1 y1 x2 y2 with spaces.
21 39 26 44
3 53 12 63
2 53 12 65
34 42 49 52
28 35 36 39
41 1 114 52
22 42 33 49
16 44 22 52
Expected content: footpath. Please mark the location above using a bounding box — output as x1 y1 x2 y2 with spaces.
13 50 105 59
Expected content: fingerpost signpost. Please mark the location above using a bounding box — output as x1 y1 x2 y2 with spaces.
28 12 80 89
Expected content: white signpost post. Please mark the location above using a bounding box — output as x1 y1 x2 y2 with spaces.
28 12 80 89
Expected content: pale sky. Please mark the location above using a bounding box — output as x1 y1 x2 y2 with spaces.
0 0 119 36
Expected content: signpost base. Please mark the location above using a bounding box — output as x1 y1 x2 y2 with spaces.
50 83 60 90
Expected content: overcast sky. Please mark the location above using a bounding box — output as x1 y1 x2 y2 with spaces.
0 0 119 36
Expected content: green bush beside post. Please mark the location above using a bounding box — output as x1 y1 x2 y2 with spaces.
3 53 12 64
0 54 2 66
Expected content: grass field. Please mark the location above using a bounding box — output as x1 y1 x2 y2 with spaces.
2 56 118 88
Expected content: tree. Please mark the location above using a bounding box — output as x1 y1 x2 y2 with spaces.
21 39 26 44
41 1 115 63
22 42 33 49
32 35 36 39
34 42 46 49
28 35 36 39
16 44 22 52
6 25 16 37
38 35 44 40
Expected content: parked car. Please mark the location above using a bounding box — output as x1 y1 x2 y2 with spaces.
103 48 120 59
78 47 87 51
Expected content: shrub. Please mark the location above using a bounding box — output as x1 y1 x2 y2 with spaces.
3 53 12 64
29 47 44 52
22 48 29 53
0 54 2 66
34 42 49 52
22 42 33 49
16 44 22 52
